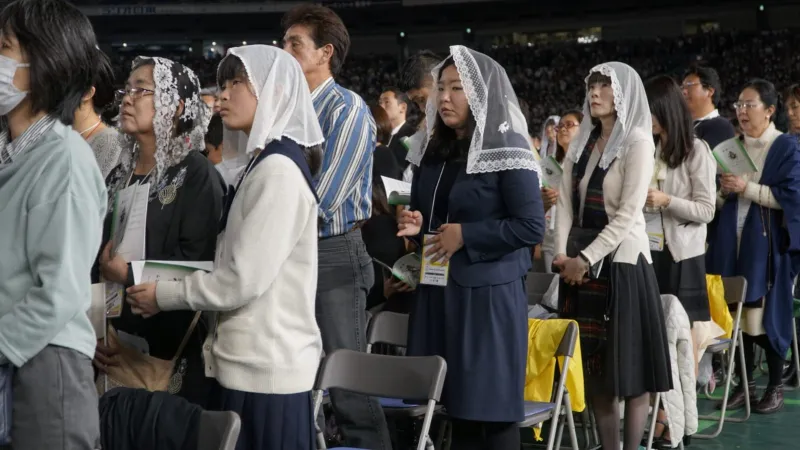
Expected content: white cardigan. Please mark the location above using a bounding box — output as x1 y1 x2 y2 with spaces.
157 154 322 395
555 128 654 265
657 138 717 262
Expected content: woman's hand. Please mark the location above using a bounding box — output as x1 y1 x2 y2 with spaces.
720 174 747 194
126 282 160 318
397 210 423 237
541 187 559 211
646 188 671 209
560 256 589 285
425 224 464 263
99 241 130 284
552 253 569 271
384 277 414 298
93 342 119 373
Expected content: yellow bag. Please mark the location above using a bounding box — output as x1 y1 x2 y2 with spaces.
706 274 733 339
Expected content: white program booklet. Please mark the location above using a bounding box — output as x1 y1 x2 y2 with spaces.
541 155 564 189
381 176 412 205
130 260 214 285
712 139 757 175
373 253 421 289
106 183 149 318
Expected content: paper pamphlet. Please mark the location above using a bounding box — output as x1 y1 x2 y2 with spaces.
373 253 421 289
644 212 665 251
712 139 758 175
88 283 106 338
381 176 412 205
541 155 564 189
131 260 214 285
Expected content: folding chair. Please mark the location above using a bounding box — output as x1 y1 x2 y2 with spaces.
696 276 750 439
518 321 580 450
312 349 447 450
197 411 242 450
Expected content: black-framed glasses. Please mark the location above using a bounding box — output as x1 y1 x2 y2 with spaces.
115 87 155 103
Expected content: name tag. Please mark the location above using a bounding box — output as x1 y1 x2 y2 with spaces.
105 282 124 319
420 234 449 286
645 212 665 252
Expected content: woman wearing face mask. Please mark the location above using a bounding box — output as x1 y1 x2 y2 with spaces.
93 57 224 407
707 79 800 415
0 0 108 447
399 45 544 449
73 49 120 178
126 45 324 450
552 63 672 450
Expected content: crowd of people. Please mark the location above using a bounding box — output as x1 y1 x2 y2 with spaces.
2 0 800 449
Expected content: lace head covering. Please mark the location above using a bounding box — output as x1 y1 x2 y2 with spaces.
218 45 324 161
539 115 560 158
567 62 653 170
111 57 210 198
406 45 540 180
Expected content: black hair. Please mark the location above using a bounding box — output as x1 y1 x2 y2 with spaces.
683 64 723 106
645 75 696 169
555 109 584 164
281 4 350 76
205 113 223 148
215 54 323 175
0 0 102 125
382 87 410 109
399 50 441 92
741 78 779 123
369 103 392 146
517 98 533 135
422 57 475 164
784 84 800 104
91 49 116 114
216 54 247 90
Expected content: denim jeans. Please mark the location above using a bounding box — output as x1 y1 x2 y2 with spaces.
316 229 392 450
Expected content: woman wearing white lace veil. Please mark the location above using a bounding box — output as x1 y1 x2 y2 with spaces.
399 45 545 449
539 114 560 159
552 62 672 450
94 56 224 407
127 45 324 450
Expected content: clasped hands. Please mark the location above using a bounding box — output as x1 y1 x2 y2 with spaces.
552 253 591 285
397 210 463 263
719 173 747 195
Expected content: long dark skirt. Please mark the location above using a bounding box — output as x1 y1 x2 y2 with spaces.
407 278 528 422
561 254 673 397
207 380 316 450
651 246 711 323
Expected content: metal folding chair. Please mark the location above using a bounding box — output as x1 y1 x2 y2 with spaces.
366 311 409 353
312 349 446 450
518 320 580 450
696 276 750 439
196 411 241 450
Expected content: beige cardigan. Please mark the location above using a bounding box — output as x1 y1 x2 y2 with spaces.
658 138 717 262
554 128 654 266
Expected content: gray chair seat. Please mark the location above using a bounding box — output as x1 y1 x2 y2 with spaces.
518 401 556 428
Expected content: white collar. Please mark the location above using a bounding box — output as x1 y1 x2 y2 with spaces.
743 122 781 150
696 109 720 122
391 121 405 136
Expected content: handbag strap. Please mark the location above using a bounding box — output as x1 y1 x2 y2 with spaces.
172 312 202 362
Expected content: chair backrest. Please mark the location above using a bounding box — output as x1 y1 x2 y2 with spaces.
366 311 409 350
555 321 579 358
314 349 446 401
722 276 747 305
197 411 241 450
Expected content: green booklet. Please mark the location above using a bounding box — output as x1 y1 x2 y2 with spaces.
541 155 563 188
712 139 758 175
381 176 411 205
373 253 421 289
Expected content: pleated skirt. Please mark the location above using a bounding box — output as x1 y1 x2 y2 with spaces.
207 380 316 450
651 246 711 323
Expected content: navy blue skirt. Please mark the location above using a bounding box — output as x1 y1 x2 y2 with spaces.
207 381 316 450
407 277 528 422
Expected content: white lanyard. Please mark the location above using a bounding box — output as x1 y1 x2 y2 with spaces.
427 162 450 233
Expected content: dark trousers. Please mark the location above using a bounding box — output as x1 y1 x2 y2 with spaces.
2 346 100 450
316 229 392 450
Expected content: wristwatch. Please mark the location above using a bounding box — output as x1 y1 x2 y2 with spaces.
578 252 591 266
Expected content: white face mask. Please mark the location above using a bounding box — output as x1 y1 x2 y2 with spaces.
0 54 29 116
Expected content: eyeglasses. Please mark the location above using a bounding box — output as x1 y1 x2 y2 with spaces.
115 87 155 103
681 81 703 90
733 101 762 110
555 122 579 131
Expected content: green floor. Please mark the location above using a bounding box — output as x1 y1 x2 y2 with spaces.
690 381 800 449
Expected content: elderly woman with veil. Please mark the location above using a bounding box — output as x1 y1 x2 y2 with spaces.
398 45 545 449
552 62 672 450
94 57 224 406
126 45 324 450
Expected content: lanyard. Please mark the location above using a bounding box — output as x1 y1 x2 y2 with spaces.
427 162 450 233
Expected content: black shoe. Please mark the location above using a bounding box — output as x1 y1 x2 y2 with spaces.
754 385 784 414
717 381 756 410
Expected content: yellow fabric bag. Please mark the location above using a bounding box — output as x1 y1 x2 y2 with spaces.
706 274 733 339
525 318 585 441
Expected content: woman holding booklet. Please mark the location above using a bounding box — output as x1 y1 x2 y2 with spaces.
707 79 800 414
126 45 324 450
93 56 224 407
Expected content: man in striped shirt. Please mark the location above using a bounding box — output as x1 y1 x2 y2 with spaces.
282 5 391 450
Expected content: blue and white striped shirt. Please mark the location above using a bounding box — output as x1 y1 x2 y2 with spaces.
312 77 374 238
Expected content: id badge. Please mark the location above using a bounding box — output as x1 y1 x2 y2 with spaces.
644 212 665 252
420 234 449 286
104 281 124 318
